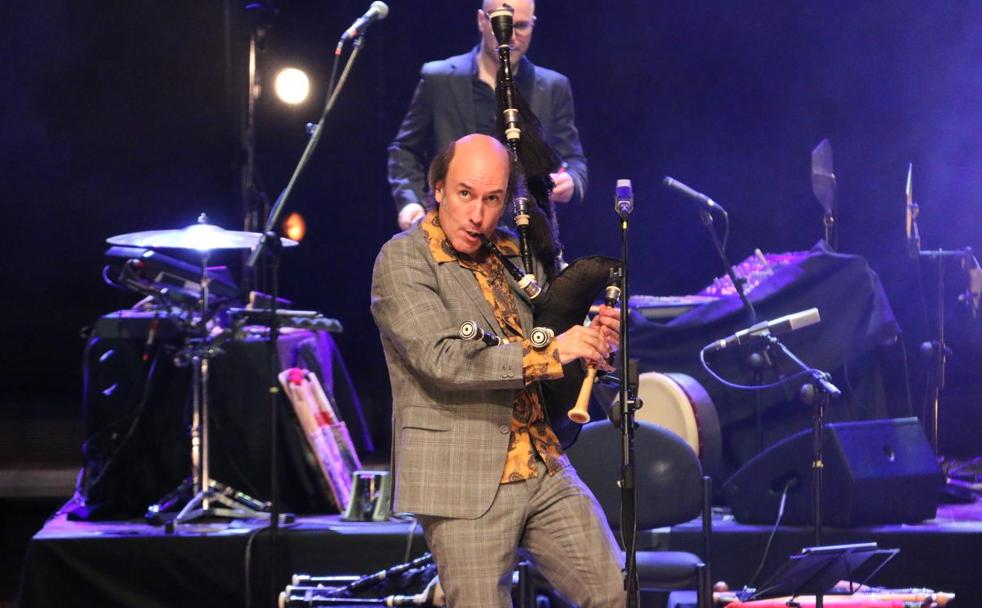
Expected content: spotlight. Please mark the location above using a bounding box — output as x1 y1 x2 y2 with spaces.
273 68 310 105
283 212 307 242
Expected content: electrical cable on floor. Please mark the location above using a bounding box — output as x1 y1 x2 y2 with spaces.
243 522 268 608
746 479 794 591
244 518 299 608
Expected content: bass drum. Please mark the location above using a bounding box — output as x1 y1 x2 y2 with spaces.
615 372 721 476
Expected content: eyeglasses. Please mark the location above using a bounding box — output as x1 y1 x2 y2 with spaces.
481 10 537 35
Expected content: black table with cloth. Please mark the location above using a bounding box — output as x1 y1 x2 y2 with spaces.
626 241 901 481
68 324 374 520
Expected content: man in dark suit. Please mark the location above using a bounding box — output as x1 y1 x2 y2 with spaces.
372 134 623 606
388 0 588 230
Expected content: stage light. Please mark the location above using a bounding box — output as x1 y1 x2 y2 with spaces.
273 67 310 105
283 211 307 242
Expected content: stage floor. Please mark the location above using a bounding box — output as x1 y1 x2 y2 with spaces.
17 501 982 608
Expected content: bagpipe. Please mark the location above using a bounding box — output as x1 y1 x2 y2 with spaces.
477 6 622 447
281 553 440 607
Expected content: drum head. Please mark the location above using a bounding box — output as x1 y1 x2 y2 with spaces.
618 372 721 475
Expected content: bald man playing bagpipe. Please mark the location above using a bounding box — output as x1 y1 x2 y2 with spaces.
371 133 624 607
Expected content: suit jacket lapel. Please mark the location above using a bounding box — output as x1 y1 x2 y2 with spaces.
446 262 502 334
448 51 477 134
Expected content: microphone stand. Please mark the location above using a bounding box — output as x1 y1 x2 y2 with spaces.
698 204 776 456
699 206 755 323
906 177 976 503
245 31 369 607
747 350 773 454
240 1 277 294
761 335 842 608
914 247 979 505
915 248 965 453
616 205 640 607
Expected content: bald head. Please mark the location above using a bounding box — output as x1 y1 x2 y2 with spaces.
455 133 510 169
428 134 513 205
432 134 513 255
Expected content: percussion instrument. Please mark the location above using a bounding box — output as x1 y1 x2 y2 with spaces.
107 213 298 251
616 372 721 474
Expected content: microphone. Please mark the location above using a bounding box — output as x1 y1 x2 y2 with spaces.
614 179 634 217
662 176 722 212
706 308 821 352
459 321 501 346
340 1 389 41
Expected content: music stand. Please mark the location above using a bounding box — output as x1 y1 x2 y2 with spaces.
750 542 898 605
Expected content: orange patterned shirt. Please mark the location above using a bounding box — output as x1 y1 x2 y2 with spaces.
420 211 568 483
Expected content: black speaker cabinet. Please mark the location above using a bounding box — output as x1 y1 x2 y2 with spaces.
722 418 943 527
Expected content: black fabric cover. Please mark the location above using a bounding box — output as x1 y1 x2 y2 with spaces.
18 516 428 608
69 324 371 520
629 241 901 478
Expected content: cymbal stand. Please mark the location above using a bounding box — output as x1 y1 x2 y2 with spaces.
171 251 270 524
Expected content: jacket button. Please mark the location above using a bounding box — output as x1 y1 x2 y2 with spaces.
498 425 510 434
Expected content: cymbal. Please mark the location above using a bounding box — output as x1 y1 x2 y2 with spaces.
107 215 298 251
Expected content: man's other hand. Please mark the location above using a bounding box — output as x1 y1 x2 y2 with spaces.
549 171 574 203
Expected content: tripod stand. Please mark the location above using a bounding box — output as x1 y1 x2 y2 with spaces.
146 242 271 525
170 334 271 523
905 166 979 503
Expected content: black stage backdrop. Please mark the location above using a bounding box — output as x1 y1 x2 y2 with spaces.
2 1 981 459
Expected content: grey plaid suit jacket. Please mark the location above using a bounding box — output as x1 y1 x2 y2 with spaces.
371 224 547 519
